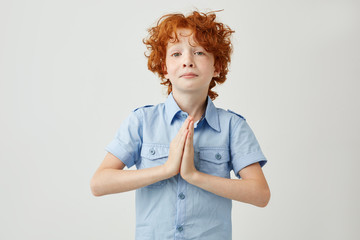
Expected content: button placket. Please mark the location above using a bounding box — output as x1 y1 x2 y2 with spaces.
175 174 187 238
176 225 183 232
178 192 185 200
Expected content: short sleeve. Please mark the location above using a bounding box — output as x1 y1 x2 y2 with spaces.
105 111 143 168
230 119 267 179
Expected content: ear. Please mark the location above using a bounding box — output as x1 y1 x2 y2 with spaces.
162 64 168 79
213 67 220 78
213 62 220 78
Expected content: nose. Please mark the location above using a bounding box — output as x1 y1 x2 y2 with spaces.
182 53 194 68
183 63 193 67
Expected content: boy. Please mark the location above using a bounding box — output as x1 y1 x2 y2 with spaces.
91 11 270 240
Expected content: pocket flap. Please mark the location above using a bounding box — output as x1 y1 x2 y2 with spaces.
140 144 169 160
199 148 230 164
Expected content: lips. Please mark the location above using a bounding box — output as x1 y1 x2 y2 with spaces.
180 73 198 78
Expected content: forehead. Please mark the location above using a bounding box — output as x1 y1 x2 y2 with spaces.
167 28 198 47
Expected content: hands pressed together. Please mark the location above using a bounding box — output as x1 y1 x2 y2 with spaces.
164 116 198 181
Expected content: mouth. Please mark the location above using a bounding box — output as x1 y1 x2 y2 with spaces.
180 73 198 78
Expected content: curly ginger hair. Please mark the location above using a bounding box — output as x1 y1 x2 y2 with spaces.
143 11 234 100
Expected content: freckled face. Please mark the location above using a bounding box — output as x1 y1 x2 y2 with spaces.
164 28 219 95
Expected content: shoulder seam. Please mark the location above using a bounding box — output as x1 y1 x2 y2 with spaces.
227 109 246 121
133 105 154 112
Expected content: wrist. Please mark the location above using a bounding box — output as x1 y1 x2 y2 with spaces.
162 162 178 179
182 169 199 183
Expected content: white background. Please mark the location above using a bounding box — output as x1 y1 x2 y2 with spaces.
1 0 359 239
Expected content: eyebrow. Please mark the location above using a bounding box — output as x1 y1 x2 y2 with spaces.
167 42 205 49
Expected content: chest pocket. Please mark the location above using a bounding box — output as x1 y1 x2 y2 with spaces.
140 144 169 188
199 148 231 178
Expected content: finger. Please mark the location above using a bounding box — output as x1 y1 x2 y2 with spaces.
178 128 189 148
173 117 190 142
175 116 192 143
187 121 194 145
184 121 191 147
190 121 194 144
180 116 193 130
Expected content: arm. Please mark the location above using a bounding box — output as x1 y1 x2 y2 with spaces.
90 116 193 197
90 152 172 196
180 120 270 207
185 163 270 207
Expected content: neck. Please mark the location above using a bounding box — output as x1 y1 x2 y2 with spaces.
172 90 208 122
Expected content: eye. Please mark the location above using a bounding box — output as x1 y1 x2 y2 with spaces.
171 52 181 57
194 51 205 56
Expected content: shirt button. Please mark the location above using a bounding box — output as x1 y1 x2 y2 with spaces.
215 153 222 160
176 225 183 232
149 148 155 155
178 193 185 200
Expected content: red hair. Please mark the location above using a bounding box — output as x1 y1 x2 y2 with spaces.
143 11 234 100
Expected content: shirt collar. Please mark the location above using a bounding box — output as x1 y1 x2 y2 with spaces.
164 92 182 124
164 92 221 132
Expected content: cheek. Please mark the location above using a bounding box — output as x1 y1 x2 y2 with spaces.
165 60 176 73
200 60 215 73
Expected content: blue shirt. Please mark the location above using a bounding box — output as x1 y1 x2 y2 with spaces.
105 93 267 240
